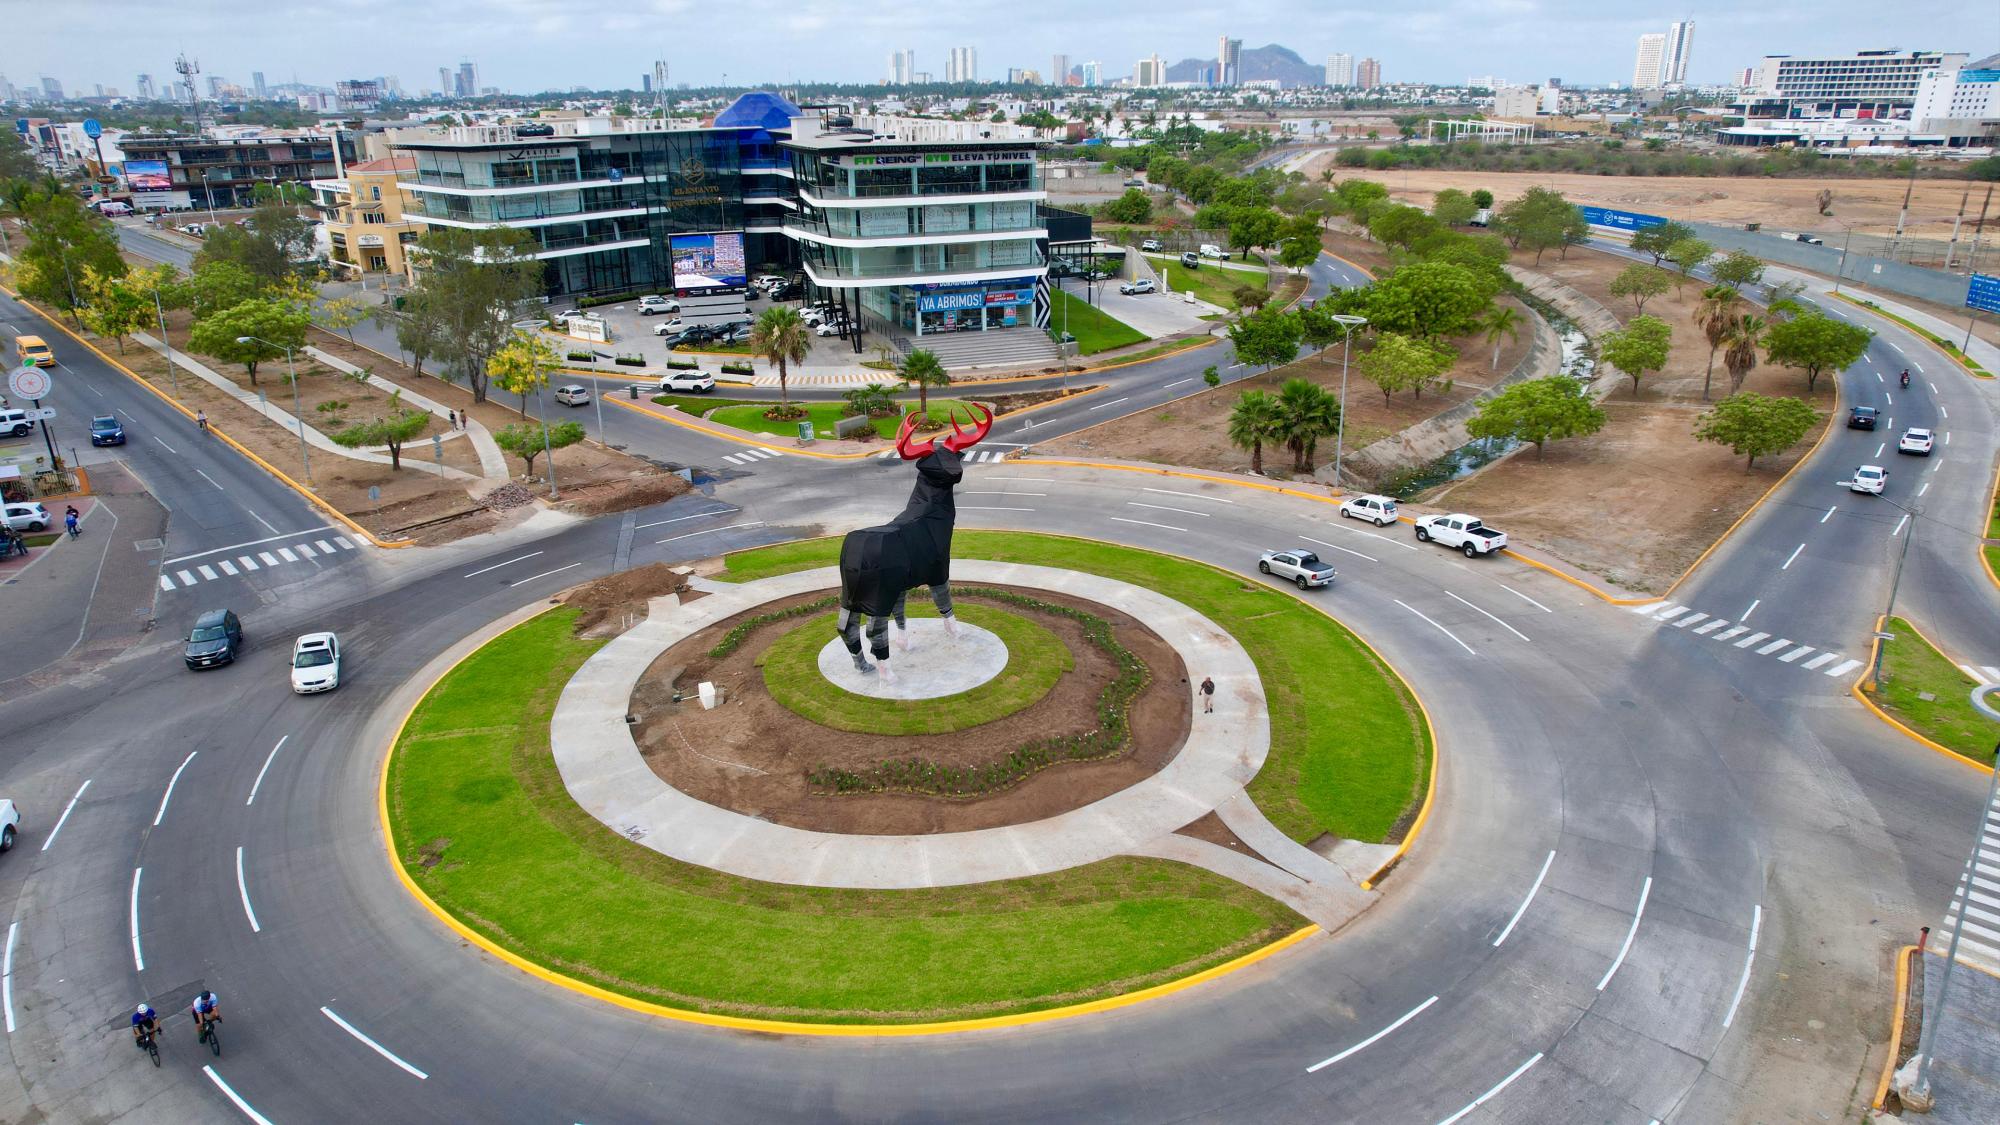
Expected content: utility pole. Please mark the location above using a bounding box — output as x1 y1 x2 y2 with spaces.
1965 186 1993 354
1944 188 1969 272
175 53 202 135
1890 157 1917 259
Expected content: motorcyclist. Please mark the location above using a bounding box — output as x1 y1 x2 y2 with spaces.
1900 369 1911 388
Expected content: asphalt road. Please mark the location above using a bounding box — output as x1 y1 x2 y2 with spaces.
2 237 1994 1122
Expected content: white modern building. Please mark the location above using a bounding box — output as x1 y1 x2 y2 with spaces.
889 50 915 86
1326 53 1355 88
1134 55 1166 87
1662 21 1695 86
1633 33 1666 89
1738 48 1969 121
1218 37 1242 86
946 47 977 84
1914 54 2000 141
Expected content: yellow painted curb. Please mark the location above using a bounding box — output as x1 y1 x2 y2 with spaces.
1829 291 1992 379
1982 456 2000 594
1500 548 1658 607
0 285 410 548
1850 613 1992 774
1873 943 1918 1109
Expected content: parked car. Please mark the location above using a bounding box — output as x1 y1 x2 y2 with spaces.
554 384 592 406
2 502 49 532
1180 252 1201 269
89 414 126 446
752 274 786 290
1199 243 1228 259
768 281 803 300
1847 405 1878 430
184 608 243 670
1119 278 1156 295
800 304 841 325
1259 548 1337 590
1897 427 1934 456
653 318 689 337
0 798 17 852
668 325 723 347
716 323 754 344
1414 513 1508 557
637 296 679 316
813 318 849 337
1123 178 1144 187
290 632 341 693
1851 464 1889 494
1140 238 1163 253
0 409 35 438
659 372 716 394
1339 494 1400 526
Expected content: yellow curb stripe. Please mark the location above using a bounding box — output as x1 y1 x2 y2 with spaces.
1500 548 1659 607
1983 456 2000 594
0 284 410 548
1829 291 1992 378
1873 943 1918 1109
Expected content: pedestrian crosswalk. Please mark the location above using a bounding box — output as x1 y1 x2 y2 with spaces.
873 448 1010 463
1628 601 1864 680
1959 664 2000 685
721 447 786 467
158 535 360 592
1939 793 2000 975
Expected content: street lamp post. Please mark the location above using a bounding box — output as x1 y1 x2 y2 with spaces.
1328 313 1368 493
236 335 309 482
1862 490 1921 691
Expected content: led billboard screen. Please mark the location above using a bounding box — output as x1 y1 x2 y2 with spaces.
125 159 171 191
669 231 747 290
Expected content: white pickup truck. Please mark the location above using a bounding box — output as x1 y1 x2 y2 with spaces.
1413 513 1508 558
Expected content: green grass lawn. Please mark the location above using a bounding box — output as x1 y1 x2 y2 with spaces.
759 601 1068 735
1088 337 1214 367
387 608 1300 1023
723 532 1432 844
1049 290 1147 356
1151 261 1259 312
706 398 982 440
1871 616 1999 765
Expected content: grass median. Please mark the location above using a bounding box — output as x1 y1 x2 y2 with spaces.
1868 617 1999 765
705 398 982 439
723 532 1433 844
387 607 1301 1024
1048 290 1147 355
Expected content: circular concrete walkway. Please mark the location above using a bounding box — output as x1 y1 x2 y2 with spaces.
550 562 1268 890
813 618 1006 700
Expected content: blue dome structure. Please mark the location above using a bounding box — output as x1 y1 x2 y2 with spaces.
713 91 803 132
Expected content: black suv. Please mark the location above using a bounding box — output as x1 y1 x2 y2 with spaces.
1847 406 1878 430
89 414 126 446
184 609 243 670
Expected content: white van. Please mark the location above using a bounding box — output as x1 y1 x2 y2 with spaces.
1199 244 1228 259
97 201 134 217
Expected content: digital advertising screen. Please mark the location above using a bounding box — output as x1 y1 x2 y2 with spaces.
124 159 171 191
669 231 747 290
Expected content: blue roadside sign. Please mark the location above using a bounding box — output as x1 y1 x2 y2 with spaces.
82 118 102 139
1968 273 2000 315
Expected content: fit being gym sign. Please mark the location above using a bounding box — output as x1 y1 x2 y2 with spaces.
843 149 1034 167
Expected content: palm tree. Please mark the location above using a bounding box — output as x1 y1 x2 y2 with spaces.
1723 314 1766 393
1226 390 1284 476
748 305 811 410
1692 285 1741 401
1481 305 1523 372
1275 378 1342 472
898 348 949 421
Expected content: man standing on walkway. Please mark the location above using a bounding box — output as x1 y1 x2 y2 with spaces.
1199 676 1215 714
63 506 80 539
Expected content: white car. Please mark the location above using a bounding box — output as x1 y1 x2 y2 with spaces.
752 274 786 290
290 632 341 694
1259 549 1337 589
652 318 688 337
1199 243 1228 259
554 384 592 406
637 296 679 316
0 799 18 851
800 304 841 326
1339 494 1399 527
1119 278 1156 295
1140 238 1163 253
1897 428 1934 456
659 372 716 393
1851 464 1889 494
2 502 49 532
813 319 849 337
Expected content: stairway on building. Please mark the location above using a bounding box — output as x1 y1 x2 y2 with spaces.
908 327 1062 372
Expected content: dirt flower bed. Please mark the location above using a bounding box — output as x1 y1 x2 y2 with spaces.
629 585 1191 836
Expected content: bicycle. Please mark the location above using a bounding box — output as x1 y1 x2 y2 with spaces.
136 1028 161 1067
197 1015 221 1058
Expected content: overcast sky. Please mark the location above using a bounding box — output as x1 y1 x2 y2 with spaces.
14 1 1995 95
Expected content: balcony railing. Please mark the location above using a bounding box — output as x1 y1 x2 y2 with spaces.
785 212 1044 240
800 177 1041 201
800 250 1044 280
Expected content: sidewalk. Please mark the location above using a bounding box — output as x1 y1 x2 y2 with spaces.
304 346 508 479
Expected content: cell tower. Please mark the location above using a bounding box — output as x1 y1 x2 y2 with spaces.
175 52 202 133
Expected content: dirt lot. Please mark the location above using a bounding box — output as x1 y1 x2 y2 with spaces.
1037 293 1537 477
1360 168 1980 240
630 586 1191 835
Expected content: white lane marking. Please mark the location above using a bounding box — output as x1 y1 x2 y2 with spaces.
152 751 197 827
1821 506 1837 524
176 568 198 585
2 921 17 1033
1694 619 1727 635
195 468 223 489
1874 443 1885 458
1652 605 1689 622
1941 403 1949 420
294 542 316 559
153 436 178 454
217 559 238 576
41 779 90 853
204 1066 276 1125
315 539 336 554
1673 612 1709 629
335 535 355 549
276 547 298 562
658 521 764 544
1305 994 1440 1073
1714 625 1748 642
319 1007 430 1079
246 736 287 806
158 575 175 591
722 454 747 465
1630 601 1672 615
1302 535 1376 563
1085 397 1130 411
1162 378 1193 389
237 555 258 571
1497 583 1552 612
1781 543 1805 570
1395 599 1476 655
1893 514 1910 537
462 550 543 578
1143 487 1234 504
509 562 584 586
1779 645 1815 663
1886 392 1895 405
235 847 262 933
989 476 1057 483
1757 637 1792 655
1437 1054 1545 1125
258 552 280 566
1919 480 1931 497
1802 652 1839 670
1108 516 1187 533
129 868 145 972
1875 371 1884 383
196 564 218 581
1127 501 1209 517
634 508 739 530
1447 591 1530 642
245 509 280 535
1735 630 1770 649
962 491 1047 497
1596 876 1653 990
1825 658 1864 678
959 506 1037 512
1930 380 1939 394
1493 850 1556 947
1722 904 1763 1029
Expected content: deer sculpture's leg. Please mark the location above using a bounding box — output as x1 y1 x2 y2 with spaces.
931 583 958 638
866 612 896 683
892 590 912 652
835 607 874 674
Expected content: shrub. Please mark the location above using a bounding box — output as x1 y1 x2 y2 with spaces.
565 351 594 362
614 353 646 367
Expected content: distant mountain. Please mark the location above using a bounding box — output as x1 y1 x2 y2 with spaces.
1164 44 1326 89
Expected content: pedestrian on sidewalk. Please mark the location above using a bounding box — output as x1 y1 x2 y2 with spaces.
448 409 458 429
64 507 80 539
1199 676 1215 714
2 529 25 557
195 409 208 433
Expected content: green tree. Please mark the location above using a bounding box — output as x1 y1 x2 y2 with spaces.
76 265 150 352
1234 283 1274 315
1599 313 1673 398
1480 304 1523 372
1692 285 1741 401
7 181 127 320
1203 364 1222 387
1493 185 1578 263
195 195 314 288
1297 303 1344 360
1226 206 1284 257
0 129 37 181
1665 237 1714 284
1430 188 1478 226
1227 307 1302 370
318 293 368 344
1368 205 1440 250
1332 178 1389 219
1278 234 1320 270
1762 311 1872 392
1693 391 1819 470
1469 188 1495 209
486 331 560 416
1710 249 1766 291
898 348 950 417
180 260 263 318
411 226 546 403
1361 260 1494 341
393 287 449 381
1100 188 1152 224
1274 377 1342 471
749 304 813 409
1465 375 1607 457
493 419 587 480
841 382 897 418
1358 331 1454 402
1608 263 1673 315
1723 314 1766 393
1226 390 1284 475
1630 220 1695 267
186 297 310 386
328 393 431 470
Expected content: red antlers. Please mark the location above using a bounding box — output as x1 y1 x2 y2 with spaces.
895 404 994 460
